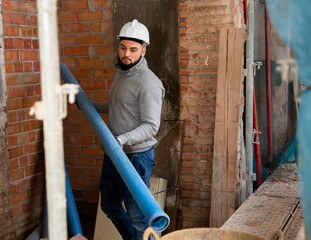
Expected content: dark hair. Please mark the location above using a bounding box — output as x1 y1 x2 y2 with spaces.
119 37 146 46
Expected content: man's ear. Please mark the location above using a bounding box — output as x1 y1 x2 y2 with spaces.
142 47 146 57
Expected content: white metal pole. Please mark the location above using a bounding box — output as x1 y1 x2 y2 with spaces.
245 0 255 198
37 0 67 239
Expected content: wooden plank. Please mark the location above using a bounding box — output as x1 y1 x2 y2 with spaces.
93 177 167 240
210 27 244 227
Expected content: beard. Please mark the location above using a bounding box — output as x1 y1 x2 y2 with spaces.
118 56 142 71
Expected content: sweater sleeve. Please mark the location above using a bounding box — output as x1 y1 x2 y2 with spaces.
92 101 109 114
117 82 165 146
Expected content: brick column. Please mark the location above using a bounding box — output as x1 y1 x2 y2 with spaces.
178 0 244 228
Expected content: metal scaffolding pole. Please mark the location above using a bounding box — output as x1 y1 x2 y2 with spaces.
36 0 67 239
245 0 255 198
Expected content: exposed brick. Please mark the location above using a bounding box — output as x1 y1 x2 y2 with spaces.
5 50 19 61
2 0 18 11
14 62 23 73
66 135 93 145
7 86 16 98
17 133 28 145
81 146 103 157
78 57 105 68
93 69 113 78
19 156 28 168
70 177 95 189
67 157 95 167
82 168 101 178
20 27 38 37
60 58 76 69
89 0 110 9
14 38 23 48
11 206 22 217
67 167 82 177
61 0 89 11
27 186 43 199
23 39 32 49
57 12 75 22
21 13 31 25
76 10 103 21
32 39 39 49
70 68 91 79
12 13 22 24
20 178 30 192
23 120 42 132
31 15 38 26
22 96 40 108
29 175 38 187
93 90 109 102
64 46 89 56
28 131 36 142
21 202 31 214
91 21 110 32
3 25 19 36
17 110 27 122
9 159 19 171
79 79 106 90
77 34 104 44
24 62 33 72
5 62 14 73
2 12 11 23
18 1 37 14
63 23 90 34
33 61 40 72
59 35 76 45
11 183 20 194
5 38 14 49
8 122 22 134
92 45 111 56
20 50 38 61
80 124 95 134
10 168 24 182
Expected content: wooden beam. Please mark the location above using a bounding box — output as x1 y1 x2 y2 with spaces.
210 27 244 227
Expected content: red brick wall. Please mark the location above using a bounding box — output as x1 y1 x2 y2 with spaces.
3 0 44 239
178 0 243 228
57 0 114 203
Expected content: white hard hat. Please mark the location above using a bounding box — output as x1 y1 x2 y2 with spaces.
117 19 150 46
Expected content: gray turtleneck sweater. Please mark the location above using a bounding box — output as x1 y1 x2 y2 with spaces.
93 57 165 153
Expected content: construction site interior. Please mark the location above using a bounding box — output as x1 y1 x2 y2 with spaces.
0 0 310 239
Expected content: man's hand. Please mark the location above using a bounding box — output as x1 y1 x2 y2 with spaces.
116 137 123 149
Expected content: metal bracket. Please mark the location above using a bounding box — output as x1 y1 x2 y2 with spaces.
253 61 263 77
29 83 79 120
242 172 257 181
243 61 263 78
252 129 262 144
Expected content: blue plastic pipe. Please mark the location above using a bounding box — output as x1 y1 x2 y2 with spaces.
60 63 170 232
65 167 84 237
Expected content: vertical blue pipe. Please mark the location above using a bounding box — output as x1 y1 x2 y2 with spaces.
65 167 84 236
60 63 170 232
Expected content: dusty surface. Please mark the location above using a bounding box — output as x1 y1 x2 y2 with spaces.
221 163 303 240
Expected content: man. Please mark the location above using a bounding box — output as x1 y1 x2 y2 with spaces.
93 19 165 240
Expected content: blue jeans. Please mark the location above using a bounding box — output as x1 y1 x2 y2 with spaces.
100 147 155 240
